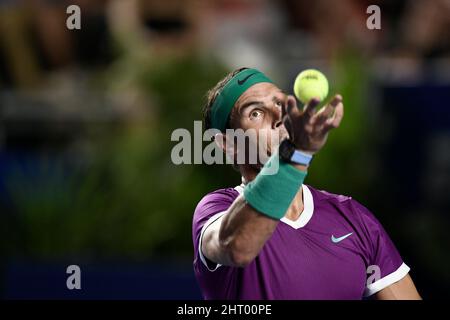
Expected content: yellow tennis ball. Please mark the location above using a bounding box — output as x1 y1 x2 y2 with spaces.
293 69 329 104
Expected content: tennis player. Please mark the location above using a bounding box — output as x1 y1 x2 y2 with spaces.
192 67 421 299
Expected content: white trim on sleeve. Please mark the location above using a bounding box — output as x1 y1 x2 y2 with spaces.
198 210 227 272
364 262 410 297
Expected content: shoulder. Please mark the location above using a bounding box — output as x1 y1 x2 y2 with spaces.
196 187 240 208
308 185 378 223
193 187 240 228
309 186 354 204
308 185 359 213
195 187 240 215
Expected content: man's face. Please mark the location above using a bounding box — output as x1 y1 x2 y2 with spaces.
228 82 289 164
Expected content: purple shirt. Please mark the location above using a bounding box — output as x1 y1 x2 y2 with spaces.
192 184 410 300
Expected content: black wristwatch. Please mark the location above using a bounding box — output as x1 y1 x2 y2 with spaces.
279 139 314 166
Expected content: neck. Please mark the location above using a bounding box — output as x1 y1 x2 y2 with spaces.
240 164 304 221
285 189 304 221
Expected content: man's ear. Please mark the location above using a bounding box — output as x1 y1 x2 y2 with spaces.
214 133 236 159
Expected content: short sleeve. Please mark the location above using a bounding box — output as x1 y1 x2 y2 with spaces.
354 201 410 297
192 188 239 272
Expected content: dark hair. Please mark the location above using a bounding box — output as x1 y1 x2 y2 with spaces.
202 67 248 132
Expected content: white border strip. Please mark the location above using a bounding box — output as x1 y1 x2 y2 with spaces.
198 210 227 272
364 262 410 297
234 184 245 194
280 184 314 229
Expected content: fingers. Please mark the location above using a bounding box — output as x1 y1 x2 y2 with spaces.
285 95 321 121
313 94 343 125
329 94 343 108
313 104 334 125
282 115 293 138
285 96 299 118
284 93 343 139
302 97 321 121
324 100 344 130
281 97 288 119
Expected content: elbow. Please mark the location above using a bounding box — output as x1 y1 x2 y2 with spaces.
229 250 254 268
220 237 256 268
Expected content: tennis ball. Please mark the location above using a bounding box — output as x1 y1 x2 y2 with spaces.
293 69 329 104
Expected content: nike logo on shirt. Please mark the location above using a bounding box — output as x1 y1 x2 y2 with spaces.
331 232 353 243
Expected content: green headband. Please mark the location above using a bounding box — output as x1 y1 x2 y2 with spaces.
210 68 274 132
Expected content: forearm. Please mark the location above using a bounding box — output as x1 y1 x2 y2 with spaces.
216 163 308 267
217 196 279 267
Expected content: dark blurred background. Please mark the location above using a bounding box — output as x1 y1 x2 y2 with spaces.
0 0 449 299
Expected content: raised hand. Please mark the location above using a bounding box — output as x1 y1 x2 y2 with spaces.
282 94 344 154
